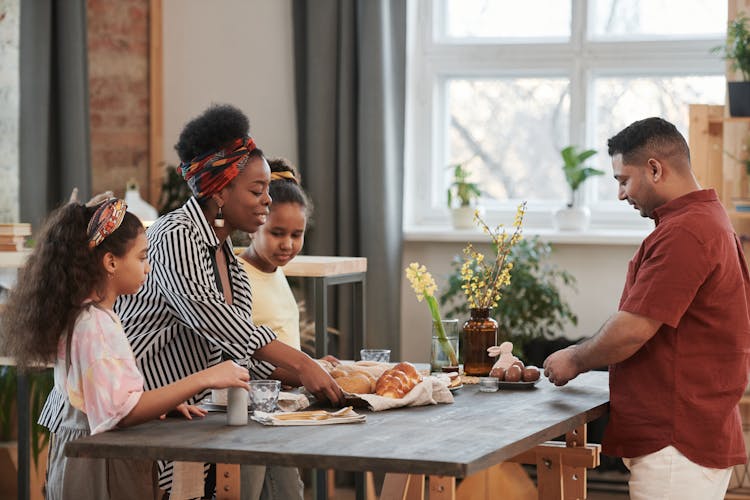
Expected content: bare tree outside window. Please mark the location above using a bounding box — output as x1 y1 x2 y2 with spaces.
407 0 727 229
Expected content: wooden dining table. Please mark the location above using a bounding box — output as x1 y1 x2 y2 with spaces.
65 370 609 499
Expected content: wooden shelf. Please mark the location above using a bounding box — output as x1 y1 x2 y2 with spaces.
709 116 750 125
729 211 750 220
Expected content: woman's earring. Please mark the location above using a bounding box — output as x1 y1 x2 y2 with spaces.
214 206 225 228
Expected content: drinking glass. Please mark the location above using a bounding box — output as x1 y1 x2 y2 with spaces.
359 349 391 362
248 380 281 413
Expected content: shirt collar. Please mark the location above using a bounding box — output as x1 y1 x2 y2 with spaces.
652 189 718 225
183 196 220 248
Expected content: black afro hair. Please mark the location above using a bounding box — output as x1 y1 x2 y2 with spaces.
174 104 250 162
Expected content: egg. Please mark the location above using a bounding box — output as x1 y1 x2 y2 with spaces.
522 366 540 382
489 366 505 381
505 365 522 382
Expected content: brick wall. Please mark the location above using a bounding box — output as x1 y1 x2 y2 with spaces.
87 0 151 200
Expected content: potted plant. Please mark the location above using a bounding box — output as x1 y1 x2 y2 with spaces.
440 236 578 362
713 13 750 117
447 163 481 229
554 145 603 231
0 365 53 499
156 164 192 216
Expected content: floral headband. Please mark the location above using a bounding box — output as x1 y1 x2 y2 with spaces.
270 170 298 183
179 137 258 200
87 198 128 248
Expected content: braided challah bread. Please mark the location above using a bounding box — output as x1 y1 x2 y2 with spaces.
374 362 422 398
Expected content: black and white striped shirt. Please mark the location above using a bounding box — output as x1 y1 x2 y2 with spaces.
117 196 277 394
120 197 278 491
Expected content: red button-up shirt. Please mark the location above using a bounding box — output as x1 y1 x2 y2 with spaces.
603 189 750 468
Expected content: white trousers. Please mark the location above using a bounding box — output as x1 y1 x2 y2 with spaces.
623 445 732 500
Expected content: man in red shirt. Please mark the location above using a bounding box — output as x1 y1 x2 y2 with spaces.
544 117 750 499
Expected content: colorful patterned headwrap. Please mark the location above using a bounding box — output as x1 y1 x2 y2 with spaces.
87 198 128 249
270 170 298 183
179 137 257 200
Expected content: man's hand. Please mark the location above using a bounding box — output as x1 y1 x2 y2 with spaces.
543 345 584 386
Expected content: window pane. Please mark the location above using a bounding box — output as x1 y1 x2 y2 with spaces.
592 75 725 202
446 78 569 204
444 0 570 40
590 0 726 39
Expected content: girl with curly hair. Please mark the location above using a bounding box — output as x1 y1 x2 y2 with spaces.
1 199 250 500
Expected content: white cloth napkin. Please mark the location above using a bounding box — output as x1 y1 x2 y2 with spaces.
348 375 454 411
251 407 366 426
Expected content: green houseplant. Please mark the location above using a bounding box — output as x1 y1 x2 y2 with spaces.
0 366 53 466
554 145 602 230
440 236 577 359
0 364 53 498
157 164 192 216
713 13 750 116
447 163 481 229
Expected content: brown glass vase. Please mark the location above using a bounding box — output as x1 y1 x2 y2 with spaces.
462 307 498 376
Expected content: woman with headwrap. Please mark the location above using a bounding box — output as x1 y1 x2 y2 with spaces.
114 104 343 499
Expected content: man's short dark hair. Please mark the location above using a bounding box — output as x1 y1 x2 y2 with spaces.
607 117 690 166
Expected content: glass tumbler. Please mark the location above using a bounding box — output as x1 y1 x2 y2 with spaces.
359 349 391 362
248 380 281 413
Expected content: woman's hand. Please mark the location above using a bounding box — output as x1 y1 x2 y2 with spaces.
298 359 344 406
201 360 251 390
321 355 341 366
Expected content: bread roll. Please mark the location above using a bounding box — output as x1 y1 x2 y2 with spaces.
375 361 422 398
316 359 335 372
336 374 374 394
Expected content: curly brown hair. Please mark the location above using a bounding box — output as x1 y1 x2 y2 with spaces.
0 202 143 371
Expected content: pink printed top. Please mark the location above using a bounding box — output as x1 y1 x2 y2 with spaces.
53 304 144 434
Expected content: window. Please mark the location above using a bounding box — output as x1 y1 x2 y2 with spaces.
405 0 726 231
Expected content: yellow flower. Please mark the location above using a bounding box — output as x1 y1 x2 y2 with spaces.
460 202 527 309
405 262 438 300
404 261 458 365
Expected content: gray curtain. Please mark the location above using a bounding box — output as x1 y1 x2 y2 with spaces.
19 0 91 231
293 0 406 357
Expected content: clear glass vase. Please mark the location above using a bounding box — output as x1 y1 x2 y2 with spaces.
431 319 459 372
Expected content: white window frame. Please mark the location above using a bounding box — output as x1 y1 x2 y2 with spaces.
404 0 725 235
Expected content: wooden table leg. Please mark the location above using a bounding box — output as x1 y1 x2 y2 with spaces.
536 451 564 499
428 476 456 500
380 473 427 500
563 425 587 499
380 473 412 499
216 463 240 500
509 424 600 500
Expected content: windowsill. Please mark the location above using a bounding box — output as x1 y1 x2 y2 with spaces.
403 226 649 245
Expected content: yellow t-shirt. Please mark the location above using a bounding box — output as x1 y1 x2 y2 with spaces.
240 259 301 350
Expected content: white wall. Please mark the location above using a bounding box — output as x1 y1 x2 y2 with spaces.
162 0 298 167
400 240 638 363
